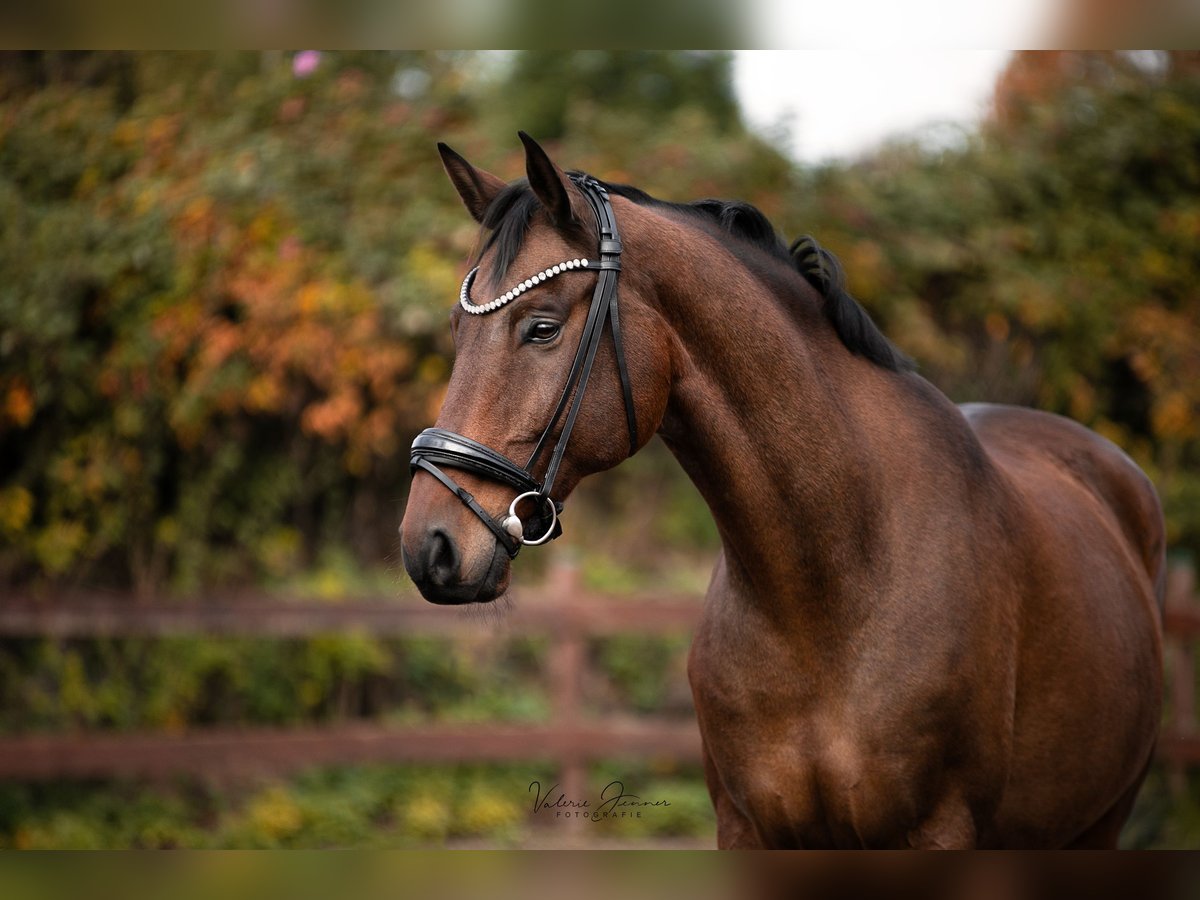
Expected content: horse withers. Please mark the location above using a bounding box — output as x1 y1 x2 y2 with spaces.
400 134 1165 848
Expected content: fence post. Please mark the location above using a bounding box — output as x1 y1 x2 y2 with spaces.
1166 565 1197 796
546 556 587 837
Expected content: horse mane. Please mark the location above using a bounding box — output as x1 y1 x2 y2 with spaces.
473 177 914 374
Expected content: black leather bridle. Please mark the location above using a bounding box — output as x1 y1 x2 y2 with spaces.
409 175 638 558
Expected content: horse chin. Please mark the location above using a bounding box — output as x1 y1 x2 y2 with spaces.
471 542 511 603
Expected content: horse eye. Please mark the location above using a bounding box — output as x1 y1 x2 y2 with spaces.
528 320 561 343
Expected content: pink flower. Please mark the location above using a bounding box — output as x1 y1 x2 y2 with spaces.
293 51 321 78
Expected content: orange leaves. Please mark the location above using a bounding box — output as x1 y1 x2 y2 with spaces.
145 114 181 151
0 54 495 587
302 390 361 442
1066 374 1097 422
984 312 1010 343
1152 392 1197 442
146 198 426 470
110 119 141 149
245 375 283 414
295 280 356 317
363 345 412 406
139 113 183 174
1119 305 1200 445
1124 307 1199 385
3 379 35 427
175 195 218 244
278 96 307 124
200 320 242 370
247 210 280 245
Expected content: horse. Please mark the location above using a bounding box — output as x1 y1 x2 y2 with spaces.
400 133 1165 848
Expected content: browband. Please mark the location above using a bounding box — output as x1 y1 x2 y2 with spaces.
459 257 596 315
410 174 638 558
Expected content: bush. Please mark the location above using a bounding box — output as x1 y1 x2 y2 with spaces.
784 55 1200 560
0 51 784 592
0 633 550 733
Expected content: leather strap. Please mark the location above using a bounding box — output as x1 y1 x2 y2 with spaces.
587 180 639 460
525 176 639 494
606 270 639 459
411 457 522 557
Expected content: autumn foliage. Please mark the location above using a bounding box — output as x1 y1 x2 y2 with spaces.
1 51 1198 592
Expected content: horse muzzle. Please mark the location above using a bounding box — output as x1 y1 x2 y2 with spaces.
401 522 511 604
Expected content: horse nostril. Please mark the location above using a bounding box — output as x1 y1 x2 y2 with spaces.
425 528 460 587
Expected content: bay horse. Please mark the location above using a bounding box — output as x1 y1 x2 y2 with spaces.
400 133 1165 848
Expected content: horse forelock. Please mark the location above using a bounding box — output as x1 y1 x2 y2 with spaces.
473 180 541 283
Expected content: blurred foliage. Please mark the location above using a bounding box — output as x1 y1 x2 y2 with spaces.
2 51 1196 588
786 53 1200 560
503 51 740 141
590 759 717 839
0 51 464 590
0 765 524 848
0 762 713 848
0 632 551 733
1123 766 1200 849
591 634 692 715
0 50 783 592
0 628 700 733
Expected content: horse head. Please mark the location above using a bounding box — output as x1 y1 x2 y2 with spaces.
401 134 674 604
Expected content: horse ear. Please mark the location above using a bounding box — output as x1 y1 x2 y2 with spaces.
519 131 578 228
438 142 506 223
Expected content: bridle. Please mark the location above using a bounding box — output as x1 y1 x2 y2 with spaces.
409 174 638 558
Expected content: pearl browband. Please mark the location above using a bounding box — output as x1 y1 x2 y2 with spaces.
459 258 592 315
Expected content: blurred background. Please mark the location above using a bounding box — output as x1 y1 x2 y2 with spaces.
0 50 1197 848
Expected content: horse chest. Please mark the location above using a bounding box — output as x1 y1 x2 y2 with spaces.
688 616 943 848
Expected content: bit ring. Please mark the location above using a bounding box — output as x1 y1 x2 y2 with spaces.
501 491 558 546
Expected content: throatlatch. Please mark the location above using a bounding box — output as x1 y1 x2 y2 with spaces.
409 175 638 558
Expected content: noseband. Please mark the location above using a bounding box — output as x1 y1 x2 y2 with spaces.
409 175 638 558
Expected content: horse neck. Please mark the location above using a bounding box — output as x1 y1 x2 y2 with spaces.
643 219 970 617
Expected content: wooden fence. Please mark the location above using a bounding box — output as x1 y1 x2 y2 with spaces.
0 564 703 804
1162 565 1200 791
0 563 1197 794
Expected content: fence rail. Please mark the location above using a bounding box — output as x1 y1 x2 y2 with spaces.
0 592 701 638
0 563 1197 788
0 720 703 781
